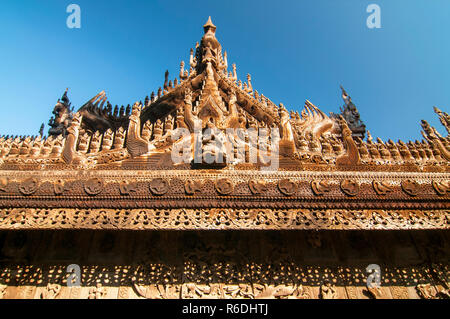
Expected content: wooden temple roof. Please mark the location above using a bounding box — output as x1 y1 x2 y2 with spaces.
0 17 448 231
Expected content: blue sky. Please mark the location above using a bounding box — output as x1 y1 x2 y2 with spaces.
0 0 448 141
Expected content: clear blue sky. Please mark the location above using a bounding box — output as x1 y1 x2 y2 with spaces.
0 0 448 141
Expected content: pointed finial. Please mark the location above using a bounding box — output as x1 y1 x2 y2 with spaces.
39 123 44 137
164 70 169 90
61 88 70 105
203 16 216 34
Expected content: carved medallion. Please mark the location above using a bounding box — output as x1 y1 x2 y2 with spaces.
311 180 331 196
432 180 449 196
19 178 39 195
84 178 103 196
185 180 203 195
340 179 359 197
215 178 234 195
401 179 419 197
278 179 297 196
372 180 394 196
119 181 137 195
248 180 267 195
149 178 170 195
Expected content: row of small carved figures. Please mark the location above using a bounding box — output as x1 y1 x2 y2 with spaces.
0 129 449 167
1 176 448 198
0 281 448 299
353 135 450 164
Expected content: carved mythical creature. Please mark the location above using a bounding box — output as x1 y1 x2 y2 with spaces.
48 89 73 137
421 120 450 161
336 116 360 166
373 180 394 195
62 112 86 165
126 103 149 158
434 106 450 134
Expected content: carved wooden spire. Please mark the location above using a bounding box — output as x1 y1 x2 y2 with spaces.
203 16 216 34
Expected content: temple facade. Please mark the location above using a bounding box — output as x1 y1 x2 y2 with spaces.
0 18 448 299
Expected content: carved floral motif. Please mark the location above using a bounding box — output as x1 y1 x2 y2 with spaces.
0 208 446 231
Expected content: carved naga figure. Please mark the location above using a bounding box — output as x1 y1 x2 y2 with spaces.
434 106 450 134
421 120 450 161
292 100 335 140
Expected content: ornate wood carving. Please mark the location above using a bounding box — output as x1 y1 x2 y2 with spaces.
185 180 203 195
0 208 446 230
311 180 332 196
149 178 170 196
215 178 234 195
84 178 103 196
401 179 419 197
340 179 359 197
278 179 297 196
432 180 449 196
19 178 39 196
248 179 267 195
372 180 394 196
